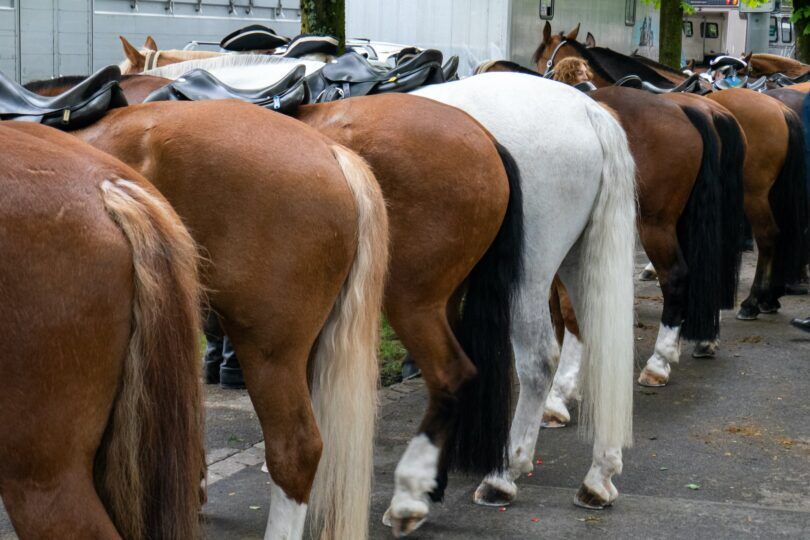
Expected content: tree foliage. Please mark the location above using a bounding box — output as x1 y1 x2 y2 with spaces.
301 0 345 52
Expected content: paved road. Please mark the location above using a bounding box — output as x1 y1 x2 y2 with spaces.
2 251 809 539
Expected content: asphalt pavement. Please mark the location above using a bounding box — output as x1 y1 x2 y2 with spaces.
2 250 809 539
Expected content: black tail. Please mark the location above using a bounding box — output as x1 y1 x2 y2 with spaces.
770 108 810 295
442 141 524 482
712 112 746 308
678 106 723 341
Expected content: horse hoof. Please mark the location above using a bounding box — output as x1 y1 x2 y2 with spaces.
383 507 427 537
758 300 781 314
474 477 517 506
639 268 658 281
541 407 570 428
736 305 759 321
638 367 668 387
692 342 717 359
574 484 612 510
785 282 808 295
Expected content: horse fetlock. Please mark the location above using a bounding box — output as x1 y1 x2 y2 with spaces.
390 434 438 527
542 390 571 428
638 355 671 387
474 474 518 506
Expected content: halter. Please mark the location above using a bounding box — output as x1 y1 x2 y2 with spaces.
543 39 568 78
143 50 162 72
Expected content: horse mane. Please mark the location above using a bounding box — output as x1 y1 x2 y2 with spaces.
569 40 676 87
477 59 542 76
631 53 685 77
143 53 324 79
752 53 803 66
24 74 142 93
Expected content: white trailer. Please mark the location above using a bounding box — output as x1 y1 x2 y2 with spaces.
0 0 300 83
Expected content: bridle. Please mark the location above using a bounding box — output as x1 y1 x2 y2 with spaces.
543 39 568 78
143 50 162 72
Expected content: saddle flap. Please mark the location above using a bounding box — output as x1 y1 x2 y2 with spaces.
442 56 460 82
321 52 386 83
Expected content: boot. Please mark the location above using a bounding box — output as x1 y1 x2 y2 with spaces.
202 311 225 384
219 336 246 389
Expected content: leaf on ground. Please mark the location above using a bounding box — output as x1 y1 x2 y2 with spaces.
659 467 668 471
577 516 602 523
249 505 261 510
685 483 700 490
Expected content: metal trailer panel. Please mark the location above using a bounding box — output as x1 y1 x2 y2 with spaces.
346 0 510 76
0 1 17 80
93 0 301 71
510 0 661 69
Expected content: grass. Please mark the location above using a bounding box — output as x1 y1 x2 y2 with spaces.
201 316 409 388
379 317 407 387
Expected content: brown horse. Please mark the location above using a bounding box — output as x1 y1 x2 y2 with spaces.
0 122 204 539
118 36 222 74
12 100 389 539
32 68 524 536
747 53 810 79
533 23 809 322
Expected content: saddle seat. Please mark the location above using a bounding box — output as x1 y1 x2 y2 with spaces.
305 49 446 102
0 65 127 130
769 72 810 87
614 73 702 94
143 65 308 114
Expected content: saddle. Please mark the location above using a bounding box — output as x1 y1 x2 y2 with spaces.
614 73 702 94
0 65 127 130
143 65 308 114
221 24 289 52
769 72 810 87
305 49 447 103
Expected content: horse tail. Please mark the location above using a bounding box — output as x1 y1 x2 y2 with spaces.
711 111 746 309
770 108 809 293
576 102 636 449
309 145 389 540
445 140 524 477
97 178 204 540
677 106 723 341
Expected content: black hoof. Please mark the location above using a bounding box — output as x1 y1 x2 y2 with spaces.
692 343 716 359
736 304 759 321
790 318 810 333
758 299 781 314
785 282 809 296
401 356 422 380
220 365 246 389
574 485 611 510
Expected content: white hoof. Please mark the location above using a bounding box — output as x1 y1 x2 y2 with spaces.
638 364 670 387
542 393 571 428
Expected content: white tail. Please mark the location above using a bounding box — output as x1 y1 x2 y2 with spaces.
575 103 637 450
308 145 389 540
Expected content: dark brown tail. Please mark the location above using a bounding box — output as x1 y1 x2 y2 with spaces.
97 178 205 540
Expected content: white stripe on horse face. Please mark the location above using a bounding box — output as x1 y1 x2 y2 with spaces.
264 474 307 540
389 434 439 520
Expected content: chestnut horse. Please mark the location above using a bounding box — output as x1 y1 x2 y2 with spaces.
34 71 523 537
0 123 203 539
747 53 810 79
534 23 809 322
13 100 389 539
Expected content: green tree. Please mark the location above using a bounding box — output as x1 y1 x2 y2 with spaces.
301 0 345 52
792 0 810 62
658 0 684 68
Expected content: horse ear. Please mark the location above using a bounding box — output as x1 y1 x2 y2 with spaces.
585 32 596 48
565 23 581 41
144 36 158 51
542 21 552 44
743 51 753 63
120 36 144 66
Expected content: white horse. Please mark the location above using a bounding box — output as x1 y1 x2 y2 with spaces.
142 54 637 536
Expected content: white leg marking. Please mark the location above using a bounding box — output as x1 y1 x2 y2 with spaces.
264 474 307 540
388 434 439 522
581 443 623 506
639 324 680 386
639 261 658 281
543 330 583 425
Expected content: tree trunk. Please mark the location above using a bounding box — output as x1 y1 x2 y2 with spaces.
795 0 810 63
659 0 684 69
300 0 346 53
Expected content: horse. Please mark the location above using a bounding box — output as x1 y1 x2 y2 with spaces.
746 53 810 79
32 69 522 538
0 122 204 539
533 22 810 323
12 100 390 539
118 36 222 74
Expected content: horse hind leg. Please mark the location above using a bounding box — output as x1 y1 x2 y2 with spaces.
474 279 559 507
542 277 583 429
383 300 475 536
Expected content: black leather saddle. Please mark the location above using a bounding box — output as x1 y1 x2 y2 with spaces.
614 73 702 94
221 24 289 52
769 72 810 87
0 65 127 130
143 65 308 114
305 49 447 103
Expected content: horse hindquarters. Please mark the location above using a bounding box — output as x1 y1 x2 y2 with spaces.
97 179 204 540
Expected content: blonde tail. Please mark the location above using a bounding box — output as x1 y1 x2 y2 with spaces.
309 145 389 539
97 178 205 540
